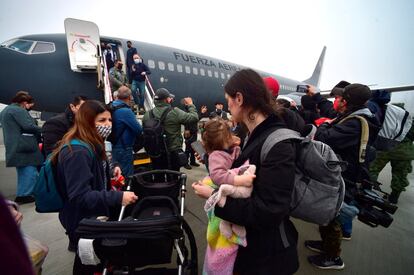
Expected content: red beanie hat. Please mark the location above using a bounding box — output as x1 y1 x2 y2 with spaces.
263 77 280 98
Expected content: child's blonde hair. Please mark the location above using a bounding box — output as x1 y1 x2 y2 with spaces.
202 118 233 153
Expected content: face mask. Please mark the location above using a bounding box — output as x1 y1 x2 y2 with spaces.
96 125 112 139
134 59 142 64
117 64 123 69
333 98 340 112
216 109 222 115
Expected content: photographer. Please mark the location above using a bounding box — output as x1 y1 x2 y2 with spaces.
307 81 351 119
305 83 380 270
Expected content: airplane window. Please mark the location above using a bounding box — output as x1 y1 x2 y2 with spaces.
214 71 219 78
200 68 205 76
168 63 174 71
185 66 191 74
208 70 212 77
7 39 34 53
148 60 155 69
193 67 198 75
158 61 165 70
177 64 183 73
221 72 225 79
32 42 55 54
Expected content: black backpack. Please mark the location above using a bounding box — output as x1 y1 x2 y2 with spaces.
143 107 173 157
106 102 129 145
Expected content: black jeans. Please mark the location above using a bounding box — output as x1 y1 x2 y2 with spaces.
185 134 197 164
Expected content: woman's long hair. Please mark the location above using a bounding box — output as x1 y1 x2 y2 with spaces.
51 100 109 163
225 69 275 121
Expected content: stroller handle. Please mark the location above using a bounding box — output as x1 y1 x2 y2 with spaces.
118 177 132 221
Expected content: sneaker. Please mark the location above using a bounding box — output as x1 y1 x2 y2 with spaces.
184 164 192 170
304 240 324 253
308 254 345 270
342 232 352 241
190 162 200 167
14 195 35 204
388 191 400 204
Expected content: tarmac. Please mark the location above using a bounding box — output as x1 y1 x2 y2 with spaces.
0 131 413 274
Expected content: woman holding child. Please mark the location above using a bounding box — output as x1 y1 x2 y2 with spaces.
193 69 299 274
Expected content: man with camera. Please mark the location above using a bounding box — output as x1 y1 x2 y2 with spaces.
304 83 381 270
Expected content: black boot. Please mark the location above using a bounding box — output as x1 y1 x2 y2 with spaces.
388 191 400 204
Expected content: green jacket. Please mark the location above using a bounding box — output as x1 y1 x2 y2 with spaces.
143 101 199 152
0 103 43 167
109 67 128 92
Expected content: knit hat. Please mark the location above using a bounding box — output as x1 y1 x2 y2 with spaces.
263 77 280 98
301 95 317 110
343 83 372 106
330 80 350 97
154 88 175 100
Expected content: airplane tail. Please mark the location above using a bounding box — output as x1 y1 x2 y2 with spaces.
303 46 326 87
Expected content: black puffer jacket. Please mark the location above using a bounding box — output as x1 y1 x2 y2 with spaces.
215 114 299 275
42 108 74 156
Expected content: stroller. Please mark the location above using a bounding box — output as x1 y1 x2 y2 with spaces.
77 170 198 274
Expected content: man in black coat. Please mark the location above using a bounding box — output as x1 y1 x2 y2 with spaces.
305 83 380 270
126 41 138 84
209 102 229 120
42 96 87 156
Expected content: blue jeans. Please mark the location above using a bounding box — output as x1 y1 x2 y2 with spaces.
16 166 38 196
112 146 134 177
131 80 146 108
337 202 359 236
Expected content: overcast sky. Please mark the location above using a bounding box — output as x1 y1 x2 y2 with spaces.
0 0 413 108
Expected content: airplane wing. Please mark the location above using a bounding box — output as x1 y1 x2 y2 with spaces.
320 84 414 97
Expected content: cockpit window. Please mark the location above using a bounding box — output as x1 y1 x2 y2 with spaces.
8 40 34 53
32 42 55 54
1 39 55 54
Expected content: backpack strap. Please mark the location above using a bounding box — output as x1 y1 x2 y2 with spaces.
338 115 369 163
160 107 173 124
149 106 173 123
394 109 410 140
64 139 95 158
260 128 303 164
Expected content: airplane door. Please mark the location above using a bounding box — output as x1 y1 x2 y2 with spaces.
64 18 112 103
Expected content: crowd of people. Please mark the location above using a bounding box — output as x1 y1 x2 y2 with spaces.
0 64 413 274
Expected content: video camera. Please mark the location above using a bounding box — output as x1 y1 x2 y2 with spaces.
344 179 398 228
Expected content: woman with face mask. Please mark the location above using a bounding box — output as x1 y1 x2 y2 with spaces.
50 100 138 274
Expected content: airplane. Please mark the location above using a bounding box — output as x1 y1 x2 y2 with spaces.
0 18 412 117
0 19 326 117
